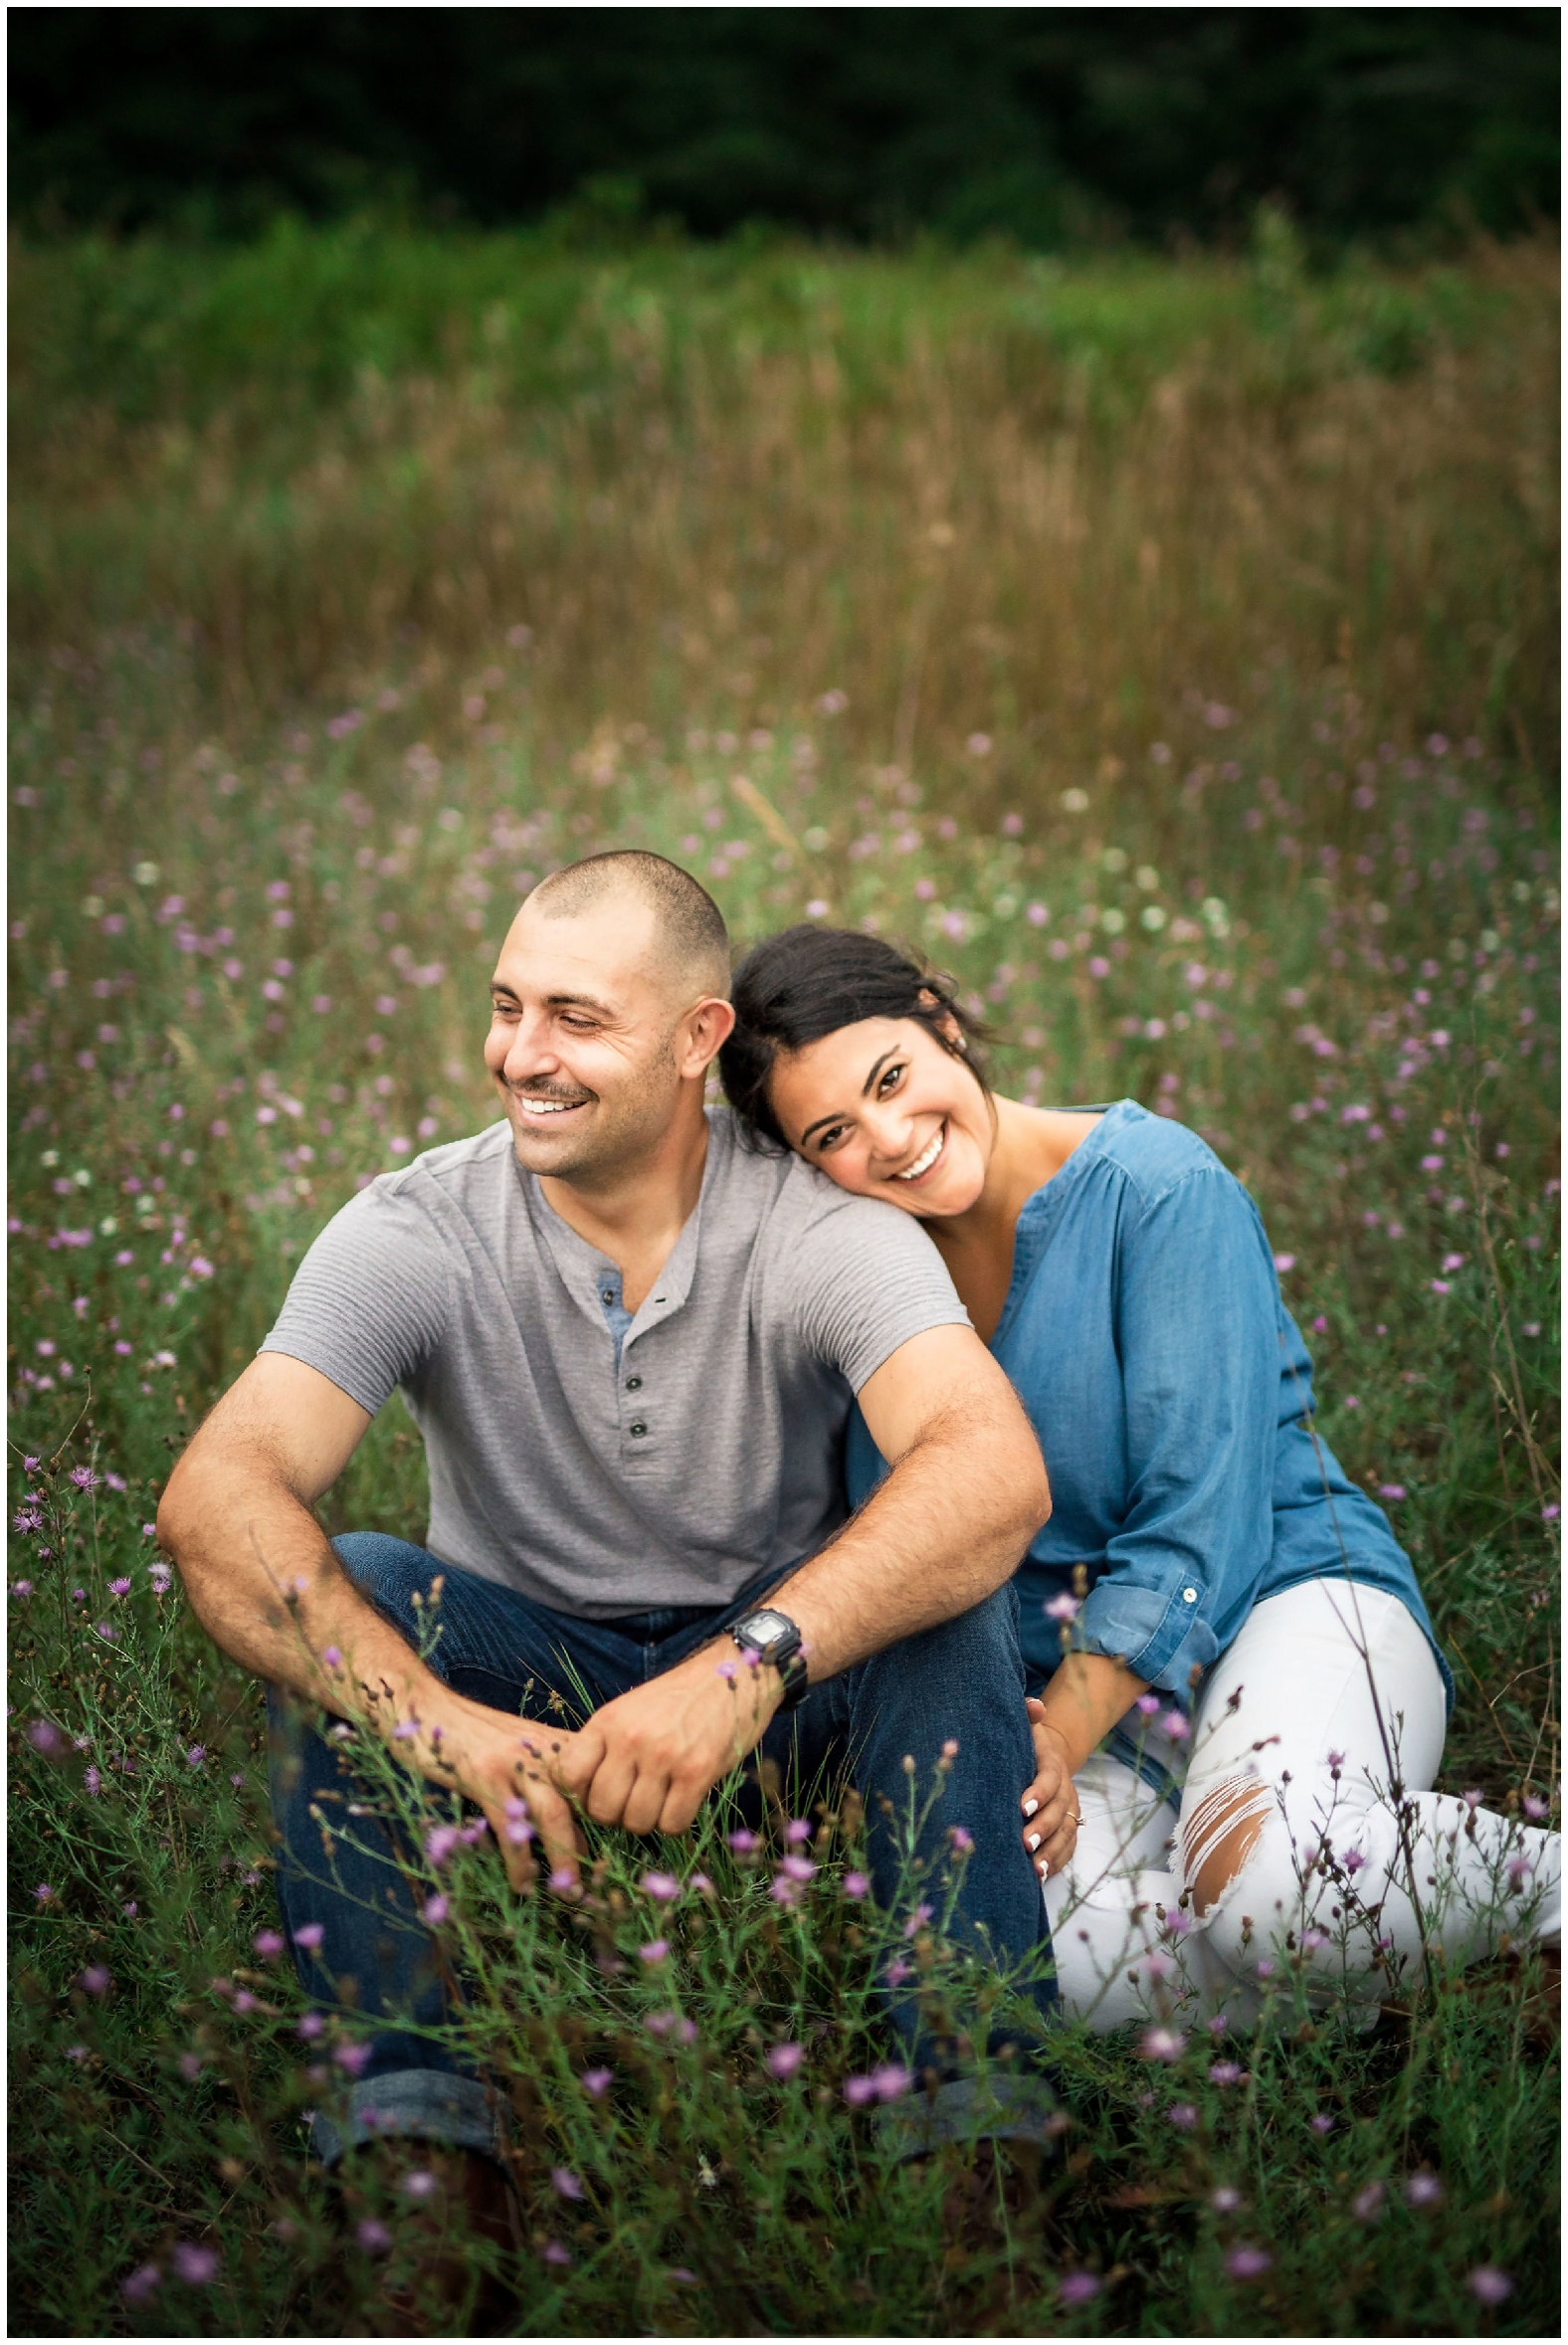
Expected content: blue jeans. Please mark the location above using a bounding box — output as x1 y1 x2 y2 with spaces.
268 1535 1055 2160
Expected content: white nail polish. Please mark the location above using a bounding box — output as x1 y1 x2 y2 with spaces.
1026 1831 1042 1852
1038 1857 1050 1878
1023 1797 1039 1818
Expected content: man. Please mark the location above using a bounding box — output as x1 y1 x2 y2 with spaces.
159 850 1054 2204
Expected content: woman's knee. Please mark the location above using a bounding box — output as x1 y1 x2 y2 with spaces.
1186 1814 1317 1975
1180 1773 1276 1918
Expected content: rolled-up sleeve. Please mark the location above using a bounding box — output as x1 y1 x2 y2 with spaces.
1078 1167 1278 1701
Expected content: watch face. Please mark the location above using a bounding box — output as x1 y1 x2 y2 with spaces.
741 1610 794 1652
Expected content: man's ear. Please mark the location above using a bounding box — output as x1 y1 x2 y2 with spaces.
681 995 737 1077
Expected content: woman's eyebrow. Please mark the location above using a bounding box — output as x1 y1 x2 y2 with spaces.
797 1049 897 1144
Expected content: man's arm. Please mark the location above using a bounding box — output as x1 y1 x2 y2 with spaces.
556 1324 1050 1834
157 1353 584 1885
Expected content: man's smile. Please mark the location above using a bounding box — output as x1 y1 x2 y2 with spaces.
504 1084 595 1122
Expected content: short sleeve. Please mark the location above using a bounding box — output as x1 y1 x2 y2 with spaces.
259 1180 454 1416
785 1192 972 1392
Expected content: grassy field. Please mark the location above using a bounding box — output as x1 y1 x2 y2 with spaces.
8 219 1560 2336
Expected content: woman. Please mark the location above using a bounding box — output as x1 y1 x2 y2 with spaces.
720 926 1559 2030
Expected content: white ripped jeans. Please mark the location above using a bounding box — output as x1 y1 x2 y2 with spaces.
1045 1578 1561 2031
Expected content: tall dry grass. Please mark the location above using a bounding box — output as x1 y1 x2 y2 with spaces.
10 228 1558 794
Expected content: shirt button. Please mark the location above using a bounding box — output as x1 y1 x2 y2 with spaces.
625 1375 642 1391
630 1421 648 1438
1182 1587 1198 1603
601 1290 615 1305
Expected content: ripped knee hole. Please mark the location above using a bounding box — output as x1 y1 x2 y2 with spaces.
1181 1776 1274 1917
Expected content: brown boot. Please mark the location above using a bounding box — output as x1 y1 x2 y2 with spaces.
352 2146 522 2337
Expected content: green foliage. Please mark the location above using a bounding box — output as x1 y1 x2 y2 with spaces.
7 226 1559 2334
9 10 1560 243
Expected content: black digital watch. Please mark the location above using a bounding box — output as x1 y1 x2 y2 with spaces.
729 1607 810 1709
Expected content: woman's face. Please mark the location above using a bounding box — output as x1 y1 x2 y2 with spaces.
766 1015 994 1217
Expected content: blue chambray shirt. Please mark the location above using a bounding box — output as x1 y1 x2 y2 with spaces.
848 1099 1453 1728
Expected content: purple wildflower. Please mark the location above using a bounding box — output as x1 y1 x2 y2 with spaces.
766 2042 804 2080
1140 2027 1186 2063
543 2241 572 2267
253 1929 285 1959
841 1871 870 1899
421 1894 450 1926
294 1921 324 1952
171 2244 219 2285
357 2220 391 2253
1058 2271 1101 2305
121 2264 162 2303
1167 2102 1198 2130
79 1965 110 1998
639 1938 669 1963
643 1870 681 1902
1226 2246 1272 2280
581 2067 613 2096
551 2167 585 2200
333 2042 371 2076
1404 2171 1443 2208
400 2169 438 2200
1468 2268 1513 2307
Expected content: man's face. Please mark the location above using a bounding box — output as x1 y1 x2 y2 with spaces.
485 892 691 1183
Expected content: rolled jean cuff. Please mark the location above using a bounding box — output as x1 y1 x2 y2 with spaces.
308 2068 507 2167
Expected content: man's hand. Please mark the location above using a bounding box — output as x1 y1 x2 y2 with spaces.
554 1643 781 1835
338 1685 592 1893
1021 1694 1080 1880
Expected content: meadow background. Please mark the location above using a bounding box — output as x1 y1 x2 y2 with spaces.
8 211 1560 2336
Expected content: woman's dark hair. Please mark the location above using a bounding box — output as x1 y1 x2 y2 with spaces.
721 924 992 1149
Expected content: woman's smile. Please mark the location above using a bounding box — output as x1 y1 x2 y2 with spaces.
891 1118 947 1184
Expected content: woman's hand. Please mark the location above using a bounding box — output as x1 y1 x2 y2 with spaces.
1021 1694 1082 1879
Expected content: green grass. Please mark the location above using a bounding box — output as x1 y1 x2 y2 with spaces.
7 221 1560 2335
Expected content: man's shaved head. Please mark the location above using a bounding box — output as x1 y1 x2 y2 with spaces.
529 851 730 1002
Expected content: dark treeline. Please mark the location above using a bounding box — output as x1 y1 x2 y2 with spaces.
10 7 1559 247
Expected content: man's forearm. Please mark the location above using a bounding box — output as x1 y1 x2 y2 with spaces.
769 1400 1046 1680
161 1463 455 1738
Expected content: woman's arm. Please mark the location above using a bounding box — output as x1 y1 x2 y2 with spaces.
1020 1652 1149 1875
1019 1159 1284 1873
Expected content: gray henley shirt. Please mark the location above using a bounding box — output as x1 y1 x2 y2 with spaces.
260 1109 971 1617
